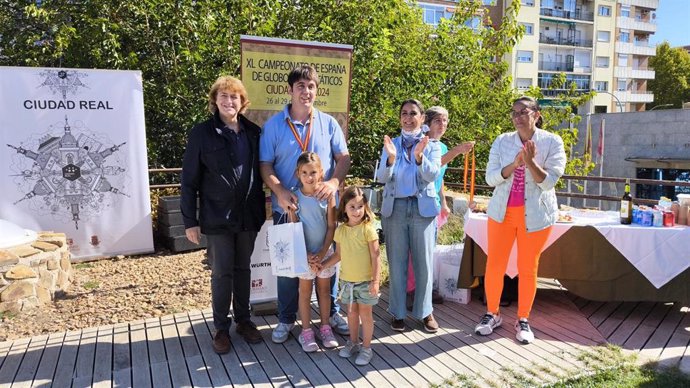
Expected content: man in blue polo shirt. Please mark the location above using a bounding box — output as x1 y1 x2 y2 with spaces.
260 65 351 343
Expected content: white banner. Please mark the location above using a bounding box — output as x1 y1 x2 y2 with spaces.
0 66 153 259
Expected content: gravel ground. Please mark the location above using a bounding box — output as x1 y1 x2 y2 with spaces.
0 249 212 342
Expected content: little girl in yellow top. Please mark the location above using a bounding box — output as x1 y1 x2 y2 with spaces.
320 186 381 366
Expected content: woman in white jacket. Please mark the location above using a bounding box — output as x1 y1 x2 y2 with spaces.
474 96 566 344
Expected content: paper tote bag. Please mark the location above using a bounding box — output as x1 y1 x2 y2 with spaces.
268 221 309 277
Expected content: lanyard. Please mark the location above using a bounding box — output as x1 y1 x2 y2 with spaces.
286 110 313 152
463 147 476 204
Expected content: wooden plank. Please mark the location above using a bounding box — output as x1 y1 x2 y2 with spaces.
623 303 673 350
579 300 606 318
439 294 583 384
606 302 655 345
129 320 152 388
639 304 687 361
657 307 690 369
9 335 47 388
186 310 234 387
377 291 516 386
72 326 98 387
51 330 81 387
92 325 114 388
0 337 30 388
297 304 358 388
172 312 211 388
112 322 132 388
680 332 690 375
448 289 591 381
596 302 638 339
201 310 274 387
308 305 372 388
373 296 466 386
0 340 13 375
160 315 193 387
587 301 623 328
261 314 332 387
145 317 172 388
30 332 65 387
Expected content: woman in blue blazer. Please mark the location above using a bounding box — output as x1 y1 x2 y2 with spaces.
376 99 442 333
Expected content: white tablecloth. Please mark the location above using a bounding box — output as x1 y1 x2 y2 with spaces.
464 212 690 288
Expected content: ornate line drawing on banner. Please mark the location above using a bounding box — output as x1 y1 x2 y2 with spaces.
38 69 89 100
7 116 129 230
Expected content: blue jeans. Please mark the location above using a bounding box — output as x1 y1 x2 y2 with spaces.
382 198 436 320
273 212 339 324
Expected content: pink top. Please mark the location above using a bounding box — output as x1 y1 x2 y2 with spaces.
507 165 525 207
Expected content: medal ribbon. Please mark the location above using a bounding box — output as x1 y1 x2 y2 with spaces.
286 110 313 152
463 147 476 204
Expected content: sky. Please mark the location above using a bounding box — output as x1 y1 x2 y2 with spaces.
649 0 690 47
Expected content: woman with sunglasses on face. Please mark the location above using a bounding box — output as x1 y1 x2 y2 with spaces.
376 99 442 333
474 96 566 344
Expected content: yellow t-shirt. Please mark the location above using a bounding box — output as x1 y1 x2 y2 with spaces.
334 222 378 282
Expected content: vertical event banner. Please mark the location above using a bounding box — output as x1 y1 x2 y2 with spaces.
0 67 154 259
240 35 353 135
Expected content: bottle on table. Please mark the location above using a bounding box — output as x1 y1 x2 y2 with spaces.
620 179 633 225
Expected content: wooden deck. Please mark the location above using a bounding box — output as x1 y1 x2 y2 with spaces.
1 285 688 387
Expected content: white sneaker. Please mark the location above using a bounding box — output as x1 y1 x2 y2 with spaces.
271 322 294 344
329 313 349 336
474 313 502 336
355 346 373 366
515 318 535 344
338 340 361 358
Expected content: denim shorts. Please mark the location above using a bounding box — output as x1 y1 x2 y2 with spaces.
338 280 379 306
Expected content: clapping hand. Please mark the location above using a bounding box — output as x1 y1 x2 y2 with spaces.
413 136 430 163
383 135 397 165
523 140 537 165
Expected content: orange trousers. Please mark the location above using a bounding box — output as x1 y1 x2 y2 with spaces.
485 205 552 319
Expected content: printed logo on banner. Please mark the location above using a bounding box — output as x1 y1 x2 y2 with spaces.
7 116 129 230
38 69 89 100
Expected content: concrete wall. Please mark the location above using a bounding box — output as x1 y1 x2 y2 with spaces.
566 108 690 209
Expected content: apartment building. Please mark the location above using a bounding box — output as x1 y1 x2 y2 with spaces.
417 0 658 112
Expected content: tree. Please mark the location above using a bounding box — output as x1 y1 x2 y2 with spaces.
648 42 690 109
0 0 590 182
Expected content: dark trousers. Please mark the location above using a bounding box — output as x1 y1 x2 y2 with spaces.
273 212 339 324
206 231 258 331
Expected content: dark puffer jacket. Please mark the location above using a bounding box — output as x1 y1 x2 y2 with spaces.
180 112 266 234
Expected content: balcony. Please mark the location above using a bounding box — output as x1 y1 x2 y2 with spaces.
539 35 593 48
617 16 657 33
614 90 654 103
614 66 656 79
539 61 573 72
615 41 656 56
539 88 591 97
539 8 594 22
618 0 658 9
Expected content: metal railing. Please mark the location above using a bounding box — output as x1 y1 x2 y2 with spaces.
444 167 690 208
148 167 690 209
539 8 594 22
538 36 593 48
539 60 574 72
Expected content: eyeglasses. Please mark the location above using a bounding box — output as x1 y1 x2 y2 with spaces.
510 108 533 118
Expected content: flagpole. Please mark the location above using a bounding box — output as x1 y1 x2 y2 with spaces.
584 113 591 208
598 119 605 210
